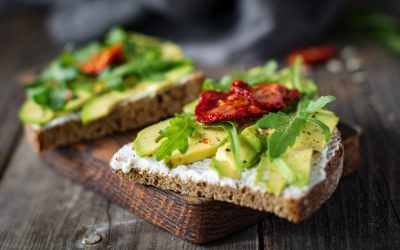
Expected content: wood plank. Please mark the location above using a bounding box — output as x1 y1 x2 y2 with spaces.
0 11 60 176
0 139 258 249
40 132 266 244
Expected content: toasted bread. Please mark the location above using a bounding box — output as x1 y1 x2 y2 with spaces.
114 129 343 222
25 71 204 151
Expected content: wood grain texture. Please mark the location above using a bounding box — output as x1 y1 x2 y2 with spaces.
0 11 60 177
0 11 400 249
39 133 263 244
0 139 259 249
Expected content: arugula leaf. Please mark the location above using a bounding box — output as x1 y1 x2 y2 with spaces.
155 113 199 161
73 42 101 63
105 76 124 91
307 117 331 141
207 122 242 172
258 112 306 158
28 84 50 106
70 81 94 92
257 95 336 158
107 58 190 81
202 60 278 90
243 61 278 85
202 78 230 91
106 27 127 45
291 56 302 90
40 60 78 83
303 95 336 114
48 88 70 110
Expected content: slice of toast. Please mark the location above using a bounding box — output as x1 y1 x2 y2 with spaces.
113 129 343 223
25 71 204 152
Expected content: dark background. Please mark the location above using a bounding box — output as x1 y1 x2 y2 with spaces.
1 0 400 65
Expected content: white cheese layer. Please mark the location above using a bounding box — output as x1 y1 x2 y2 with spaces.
110 132 341 199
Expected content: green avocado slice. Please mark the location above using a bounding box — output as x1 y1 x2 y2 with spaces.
133 120 227 166
292 109 339 152
19 99 55 126
134 118 171 157
210 126 262 179
164 127 227 168
80 65 193 124
255 154 287 194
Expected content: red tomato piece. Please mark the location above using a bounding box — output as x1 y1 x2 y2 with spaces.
251 83 300 110
195 90 266 123
195 80 299 124
79 43 123 75
287 45 338 65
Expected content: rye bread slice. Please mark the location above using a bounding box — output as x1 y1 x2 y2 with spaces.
25 71 204 152
116 129 343 222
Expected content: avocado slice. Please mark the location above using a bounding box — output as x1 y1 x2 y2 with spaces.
210 126 262 179
80 91 124 124
292 110 339 152
239 126 262 168
255 125 321 192
133 118 171 157
256 148 312 192
161 42 183 60
211 157 241 180
255 154 287 194
19 99 54 125
164 127 227 167
80 65 192 124
281 148 313 187
64 90 94 112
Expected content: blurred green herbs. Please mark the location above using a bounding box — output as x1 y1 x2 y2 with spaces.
23 27 190 111
338 10 400 54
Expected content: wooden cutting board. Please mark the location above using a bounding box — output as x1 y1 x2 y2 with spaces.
40 122 360 244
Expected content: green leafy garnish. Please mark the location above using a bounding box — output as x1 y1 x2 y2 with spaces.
201 59 317 97
202 60 278 91
207 122 242 172
20 27 192 118
242 60 278 85
72 42 101 63
106 27 127 46
291 56 302 90
337 11 400 54
202 78 230 91
100 58 191 91
40 60 78 83
257 95 336 158
155 113 199 161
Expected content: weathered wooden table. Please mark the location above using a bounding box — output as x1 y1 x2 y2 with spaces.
0 12 399 249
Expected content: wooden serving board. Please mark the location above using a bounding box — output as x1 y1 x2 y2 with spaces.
40 122 360 244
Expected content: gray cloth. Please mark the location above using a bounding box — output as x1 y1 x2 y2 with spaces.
47 0 345 65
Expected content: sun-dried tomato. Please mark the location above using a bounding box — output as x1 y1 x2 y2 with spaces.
195 90 266 123
230 81 299 110
287 45 338 65
195 80 299 124
252 83 300 109
79 43 123 75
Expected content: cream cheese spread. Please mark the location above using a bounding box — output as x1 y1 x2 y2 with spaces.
110 131 341 199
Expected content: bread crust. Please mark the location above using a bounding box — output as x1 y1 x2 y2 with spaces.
118 130 344 222
25 71 204 152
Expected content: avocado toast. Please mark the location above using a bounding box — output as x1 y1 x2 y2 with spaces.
19 28 204 151
110 60 344 222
